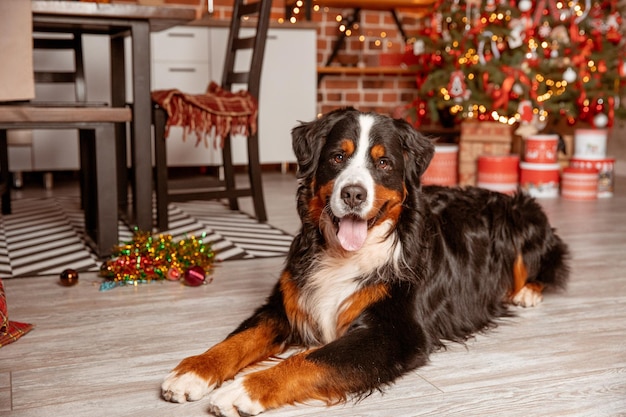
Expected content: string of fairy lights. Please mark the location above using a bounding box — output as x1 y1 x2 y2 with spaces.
282 1 397 50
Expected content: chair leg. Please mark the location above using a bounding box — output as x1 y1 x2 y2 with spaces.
153 106 169 231
247 131 267 222
222 133 239 211
0 130 11 215
79 130 90 210
81 130 97 244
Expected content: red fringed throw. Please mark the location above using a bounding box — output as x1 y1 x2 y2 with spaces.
0 278 34 348
151 81 258 148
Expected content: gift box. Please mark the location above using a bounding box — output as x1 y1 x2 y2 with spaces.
476 154 519 195
459 121 513 186
519 162 560 198
569 157 615 198
422 144 459 186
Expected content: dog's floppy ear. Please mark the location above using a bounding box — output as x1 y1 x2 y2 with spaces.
393 118 435 185
292 108 355 180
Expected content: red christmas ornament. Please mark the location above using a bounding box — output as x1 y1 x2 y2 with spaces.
59 269 79 287
59 269 78 287
166 267 181 281
183 266 206 287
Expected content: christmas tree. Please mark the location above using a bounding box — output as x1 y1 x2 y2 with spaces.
408 0 626 134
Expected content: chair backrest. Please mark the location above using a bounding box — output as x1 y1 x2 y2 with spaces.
32 31 87 102
221 0 272 101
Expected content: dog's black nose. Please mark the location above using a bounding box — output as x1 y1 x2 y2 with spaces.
341 185 367 208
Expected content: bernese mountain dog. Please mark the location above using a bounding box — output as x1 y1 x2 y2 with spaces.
161 108 569 416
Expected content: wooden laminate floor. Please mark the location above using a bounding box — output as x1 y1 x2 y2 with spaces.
1 172 625 417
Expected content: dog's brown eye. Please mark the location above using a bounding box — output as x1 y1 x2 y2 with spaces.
378 158 390 170
333 153 345 164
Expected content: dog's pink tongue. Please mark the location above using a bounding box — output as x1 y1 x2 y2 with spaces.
337 217 368 251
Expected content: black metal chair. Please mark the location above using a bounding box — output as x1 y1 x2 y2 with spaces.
152 0 272 231
0 31 131 257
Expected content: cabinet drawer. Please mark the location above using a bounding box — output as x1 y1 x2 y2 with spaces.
151 26 209 62
152 62 210 94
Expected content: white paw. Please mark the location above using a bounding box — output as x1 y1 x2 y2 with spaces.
512 286 543 308
161 371 216 403
207 378 265 417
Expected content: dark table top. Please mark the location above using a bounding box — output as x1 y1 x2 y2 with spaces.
31 0 201 32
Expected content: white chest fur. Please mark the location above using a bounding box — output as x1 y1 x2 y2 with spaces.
299 220 401 344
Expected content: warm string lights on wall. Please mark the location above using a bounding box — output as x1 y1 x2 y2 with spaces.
279 0 320 24
282 1 396 50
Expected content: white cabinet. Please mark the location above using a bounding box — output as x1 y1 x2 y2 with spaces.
152 24 317 167
151 26 210 95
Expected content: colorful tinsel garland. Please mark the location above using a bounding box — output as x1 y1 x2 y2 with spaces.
99 230 215 291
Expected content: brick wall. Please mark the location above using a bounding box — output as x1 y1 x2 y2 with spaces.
319 75 418 117
306 6 422 117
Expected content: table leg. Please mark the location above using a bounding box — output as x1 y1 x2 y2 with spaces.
110 33 130 220
129 21 153 232
80 127 118 258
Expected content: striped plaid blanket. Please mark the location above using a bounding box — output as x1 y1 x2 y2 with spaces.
151 81 258 148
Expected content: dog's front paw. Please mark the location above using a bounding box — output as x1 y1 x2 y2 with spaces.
512 285 543 308
207 378 265 417
161 371 216 403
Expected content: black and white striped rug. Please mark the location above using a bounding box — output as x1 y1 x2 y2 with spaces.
0 197 293 278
